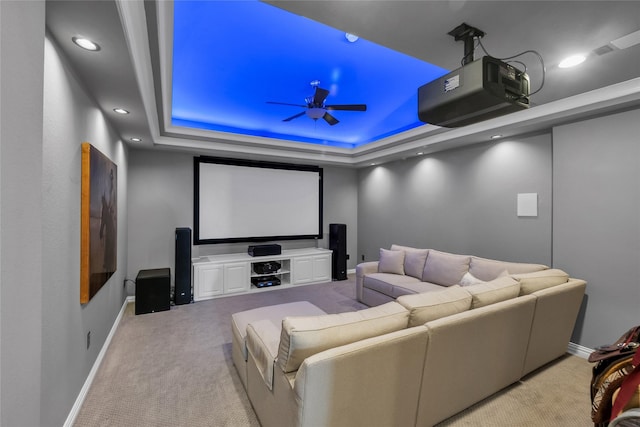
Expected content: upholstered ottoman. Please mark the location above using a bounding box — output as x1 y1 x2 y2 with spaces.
231 301 326 389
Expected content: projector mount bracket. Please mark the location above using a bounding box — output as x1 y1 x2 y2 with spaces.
448 23 486 65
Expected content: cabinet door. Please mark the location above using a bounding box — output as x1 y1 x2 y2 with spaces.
224 262 250 294
292 256 313 285
194 264 224 301
312 254 332 282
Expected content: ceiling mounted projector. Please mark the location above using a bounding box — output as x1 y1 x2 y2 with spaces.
418 23 531 128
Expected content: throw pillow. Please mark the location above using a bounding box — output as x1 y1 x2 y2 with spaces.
403 249 429 279
465 276 521 308
397 285 472 327
422 250 471 286
459 271 485 286
378 248 405 275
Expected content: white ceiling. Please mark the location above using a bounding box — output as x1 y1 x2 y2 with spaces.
45 0 640 167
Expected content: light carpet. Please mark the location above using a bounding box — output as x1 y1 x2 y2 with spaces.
73 275 593 426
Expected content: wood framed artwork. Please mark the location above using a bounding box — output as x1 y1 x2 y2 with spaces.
80 142 117 304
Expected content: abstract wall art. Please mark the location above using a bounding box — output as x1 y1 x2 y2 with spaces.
80 142 117 303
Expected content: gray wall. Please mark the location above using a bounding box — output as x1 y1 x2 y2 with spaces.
39 34 129 426
358 134 553 265
553 109 640 349
127 149 358 293
1 4 129 424
1 2 45 425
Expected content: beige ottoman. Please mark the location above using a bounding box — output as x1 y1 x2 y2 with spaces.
231 301 326 390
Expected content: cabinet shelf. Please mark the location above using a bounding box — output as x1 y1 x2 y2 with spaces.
250 269 290 278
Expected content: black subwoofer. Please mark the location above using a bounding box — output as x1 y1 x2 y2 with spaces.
329 223 347 281
175 227 192 305
135 268 171 315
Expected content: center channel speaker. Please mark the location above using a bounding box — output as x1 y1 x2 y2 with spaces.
329 223 347 281
175 227 192 305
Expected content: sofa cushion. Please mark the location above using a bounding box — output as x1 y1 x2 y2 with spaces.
364 273 423 296
390 281 447 297
512 269 569 295
469 257 548 281
277 301 409 373
397 285 473 327
422 250 471 286
378 248 405 275
466 276 521 308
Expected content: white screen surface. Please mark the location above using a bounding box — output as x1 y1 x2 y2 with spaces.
195 159 322 243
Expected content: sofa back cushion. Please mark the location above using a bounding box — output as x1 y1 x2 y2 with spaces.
422 250 471 286
397 285 472 327
465 276 521 308
469 257 548 281
390 245 429 279
512 269 569 295
378 248 405 275
277 301 409 373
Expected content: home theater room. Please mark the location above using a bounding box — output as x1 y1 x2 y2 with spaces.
2 1 640 426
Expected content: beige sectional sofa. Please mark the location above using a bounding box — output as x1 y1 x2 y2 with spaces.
232 245 586 427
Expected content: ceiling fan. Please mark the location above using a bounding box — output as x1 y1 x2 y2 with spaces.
267 80 367 126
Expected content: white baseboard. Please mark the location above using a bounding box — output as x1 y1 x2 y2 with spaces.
567 341 593 359
347 268 356 275
63 296 134 427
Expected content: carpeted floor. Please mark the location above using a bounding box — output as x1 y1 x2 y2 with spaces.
73 275 593 426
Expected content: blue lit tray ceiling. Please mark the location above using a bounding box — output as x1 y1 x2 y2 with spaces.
172 1 449 149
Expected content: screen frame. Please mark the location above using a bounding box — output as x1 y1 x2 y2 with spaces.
193 156 323 245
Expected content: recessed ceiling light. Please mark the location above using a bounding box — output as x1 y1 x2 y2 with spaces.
72 37 100 51
490 134 502 139
370 163 376 166
417 152 424 155
130 137 142 142
558 54 587 68
113 108 129 115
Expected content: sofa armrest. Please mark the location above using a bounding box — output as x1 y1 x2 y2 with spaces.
355 261 379 303
246 319 281 390
293 326 428 427
522 278 587 375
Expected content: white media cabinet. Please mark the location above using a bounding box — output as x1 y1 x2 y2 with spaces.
192 248 332 301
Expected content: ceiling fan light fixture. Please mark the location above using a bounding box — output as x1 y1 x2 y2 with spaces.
306 108 325 120
345 33 359 43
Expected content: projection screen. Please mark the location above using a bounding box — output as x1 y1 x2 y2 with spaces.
194 157 323 244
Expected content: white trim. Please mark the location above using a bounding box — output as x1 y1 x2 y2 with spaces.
567 341 593 360
347 268 356 275
63 296 134 427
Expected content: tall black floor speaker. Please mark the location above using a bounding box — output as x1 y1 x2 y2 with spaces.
329 223 347 281
175 227 192 305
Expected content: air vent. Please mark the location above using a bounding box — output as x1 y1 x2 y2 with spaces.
593 45 615 56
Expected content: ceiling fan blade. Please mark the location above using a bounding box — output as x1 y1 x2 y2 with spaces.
282 111 306 122
313 87 330 105
326 104 367 111
267 101 307 108
323 112 339 126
